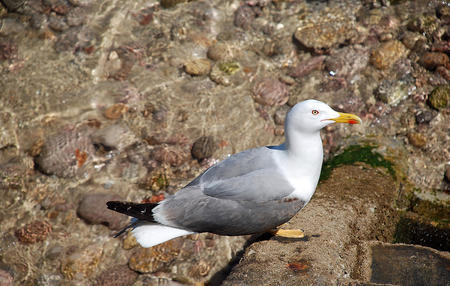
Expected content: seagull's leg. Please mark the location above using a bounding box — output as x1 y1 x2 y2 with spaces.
269 228 305 238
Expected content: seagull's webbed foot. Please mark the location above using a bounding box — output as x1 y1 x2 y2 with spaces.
269 228 305 238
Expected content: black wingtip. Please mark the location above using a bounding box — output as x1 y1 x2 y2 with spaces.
106 201 122 211
106 200 158 222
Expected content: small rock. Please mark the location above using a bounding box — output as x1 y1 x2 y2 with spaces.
375 78 414 106
325 45 370 78
209 61 242 86
370 40 408 70
294 5 359 51
104 103 129 120
401 31 424 50
91 124 137 151
436 66 450 82
48 14 69 32
415 110 435 124
0 40 18 61
35 126 95 178
288 56 326 78
151 146 188 167
61 244 103 280
234 5 257 29
184 59 211 76
421 52 449 70
96 265 138 286
77 193 127 230
273 105 289 126
15 220 52 244
128 240 182 273
207 42 234 61
0 268 13 286
428 85 450 109
191 136 217 160
252 77 289 106
407 132 427 148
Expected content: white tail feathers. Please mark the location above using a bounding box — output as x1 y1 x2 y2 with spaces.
131 223 194 248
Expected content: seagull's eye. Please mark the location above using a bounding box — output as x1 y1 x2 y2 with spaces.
312 110 319 115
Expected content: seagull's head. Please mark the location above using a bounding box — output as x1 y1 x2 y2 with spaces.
286 99 362 133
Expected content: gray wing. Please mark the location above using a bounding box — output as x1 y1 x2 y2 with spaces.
187 146 294 203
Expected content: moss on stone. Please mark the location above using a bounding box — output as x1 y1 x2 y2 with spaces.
320 145 395 182
428 85 450 110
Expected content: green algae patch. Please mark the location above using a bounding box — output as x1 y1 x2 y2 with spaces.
320 145 395 182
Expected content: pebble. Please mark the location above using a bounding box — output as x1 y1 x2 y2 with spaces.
35 127 95 178
151 146 188 167
207 42 234 61
96 265 138 286
401 31 424 50
48 13 69 32
375 78 413 106
407 132 427 148
104 103 129 120
90 124 137 151
209 61 242 86
294 5 359 51
436 66 450 82
191 136 217 160
234 5 257 29
252 77 289 106
77 193 127 230
128 239 182 273
428 85 449 109
288 56 326 78
420 52 449 70
370 40 408 70
415 110 435 125
0 40 18 60
0 268 13 286
43 0 71 15
61 243 103 279
325 45 369 78
15 220 52 244
184 58 211 76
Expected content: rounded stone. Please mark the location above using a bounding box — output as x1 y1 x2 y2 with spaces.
151 146 188 167
428 85 450 110
252 77 289 106
415 110 435 124
407 132 427 148
191 136 217 160
207 42 233 61
104 103 129 120
96 265 138 286
15 220 52 244
77 193 127 230
35 127 95 178
61 244 103 279
184 59 211 76
370 40 408 70
421 52 449 70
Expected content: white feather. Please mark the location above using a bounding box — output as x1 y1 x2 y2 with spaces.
131 223 194 248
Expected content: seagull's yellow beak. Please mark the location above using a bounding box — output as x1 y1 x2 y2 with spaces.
330 112 362 125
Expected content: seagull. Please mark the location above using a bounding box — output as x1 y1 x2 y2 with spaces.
107 99 361 248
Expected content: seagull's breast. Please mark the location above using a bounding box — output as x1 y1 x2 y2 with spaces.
272 149 323 203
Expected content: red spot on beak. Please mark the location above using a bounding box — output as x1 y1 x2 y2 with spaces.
348 119 359 124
